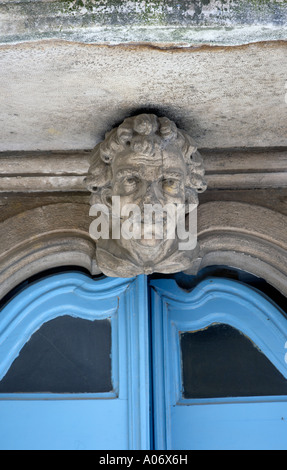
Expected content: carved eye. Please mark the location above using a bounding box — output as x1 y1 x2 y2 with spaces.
162 178 180 194
122 176 139 194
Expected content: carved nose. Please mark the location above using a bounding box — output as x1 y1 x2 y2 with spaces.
144 183 159 204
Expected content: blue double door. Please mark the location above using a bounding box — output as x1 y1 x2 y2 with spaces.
0 272 287 450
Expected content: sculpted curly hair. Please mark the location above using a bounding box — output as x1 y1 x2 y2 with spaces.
85 114 207 196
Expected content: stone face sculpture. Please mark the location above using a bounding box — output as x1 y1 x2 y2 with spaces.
85 114 207 277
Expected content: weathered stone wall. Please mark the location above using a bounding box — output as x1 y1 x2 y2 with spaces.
0 0 286 287
1 1 286 151
0 40 286 151
0 0 287 45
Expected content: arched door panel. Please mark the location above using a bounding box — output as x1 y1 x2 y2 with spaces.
0 273 151 450
151 278 287 450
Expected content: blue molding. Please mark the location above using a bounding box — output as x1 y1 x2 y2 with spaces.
0 273 130 383
124 275 151 450
151 278 287 375
151 277 287 450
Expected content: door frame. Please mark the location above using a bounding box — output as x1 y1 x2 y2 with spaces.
150 277 287 449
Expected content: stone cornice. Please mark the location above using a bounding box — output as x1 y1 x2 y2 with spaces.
0 148 286 192
0 0 286 46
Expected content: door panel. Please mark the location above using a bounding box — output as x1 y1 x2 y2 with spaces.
151 278 287 450
0 400 128 450
171 401 287 450
0 273 151 450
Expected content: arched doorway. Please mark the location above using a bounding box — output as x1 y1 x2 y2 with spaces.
0 271 287 450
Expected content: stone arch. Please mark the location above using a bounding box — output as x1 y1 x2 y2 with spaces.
1 200 287 300
0 203 100 300
190 201 287 297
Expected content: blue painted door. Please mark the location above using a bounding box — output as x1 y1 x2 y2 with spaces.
0 273 151 450
1 273 287 450
151 278 287 450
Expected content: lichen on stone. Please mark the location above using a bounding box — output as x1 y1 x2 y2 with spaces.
0 0 286 45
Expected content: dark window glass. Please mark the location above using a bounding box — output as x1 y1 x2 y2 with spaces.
0 316 112 394
181 324 287 399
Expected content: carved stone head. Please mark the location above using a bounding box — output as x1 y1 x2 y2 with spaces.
86 114 207 277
